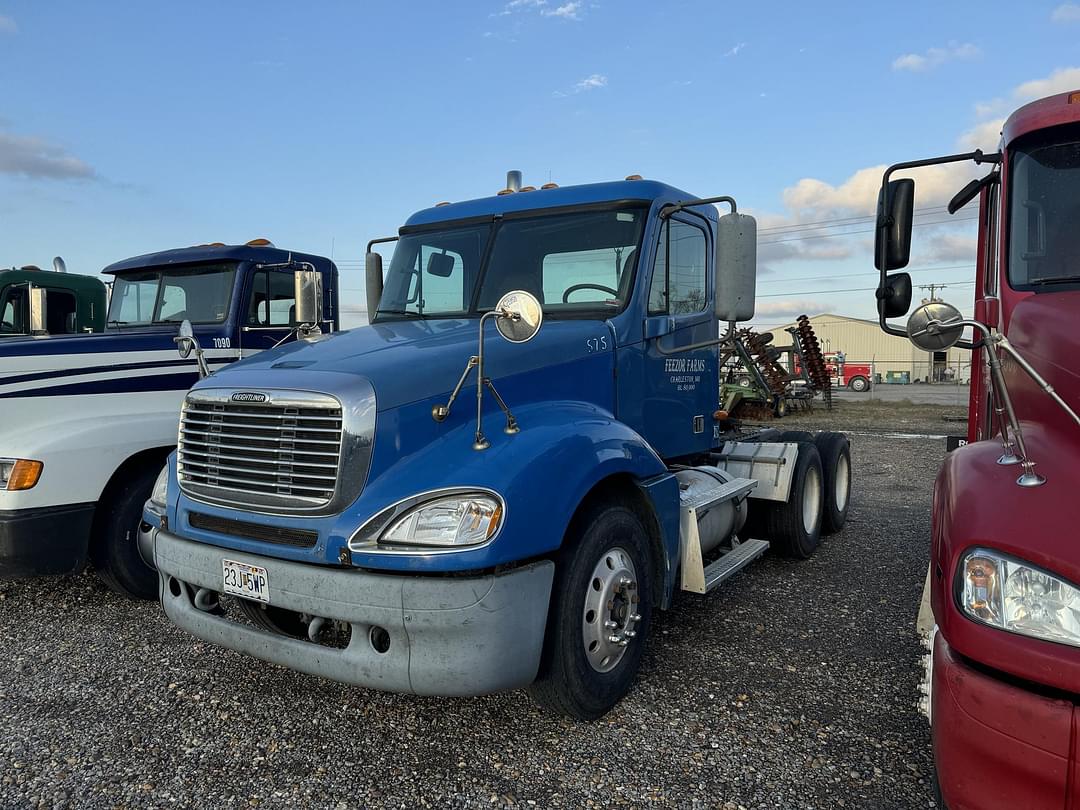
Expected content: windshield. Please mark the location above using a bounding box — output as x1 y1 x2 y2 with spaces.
1008 124 1080 289
375 206 647 320
107 263 237 325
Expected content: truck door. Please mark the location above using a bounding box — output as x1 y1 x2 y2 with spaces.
239 267 304 352
631 215 718 459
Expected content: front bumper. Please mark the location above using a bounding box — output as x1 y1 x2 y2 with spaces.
932 632 1078 809
155 530 555 696
0 503 95 578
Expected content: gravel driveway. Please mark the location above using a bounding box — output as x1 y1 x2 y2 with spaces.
0 432 941 809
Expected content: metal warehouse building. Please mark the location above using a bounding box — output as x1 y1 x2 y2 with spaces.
764 313 971 384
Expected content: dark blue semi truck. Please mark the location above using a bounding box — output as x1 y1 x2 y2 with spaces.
143 175 852 718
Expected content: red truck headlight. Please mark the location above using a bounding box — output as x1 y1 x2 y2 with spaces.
958 548 1080 648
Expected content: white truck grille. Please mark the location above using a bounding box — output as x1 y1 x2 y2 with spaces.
178 390 344 512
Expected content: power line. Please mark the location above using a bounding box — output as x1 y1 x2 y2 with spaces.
758 263 974 285
756 205 953 234
759 216 978 245
757 281 974 298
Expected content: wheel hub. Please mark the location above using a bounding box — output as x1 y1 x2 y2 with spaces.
582 547 641 673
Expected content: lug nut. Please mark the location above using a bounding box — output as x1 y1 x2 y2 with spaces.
625 630 636 638
630 613 641 622
608 634 621 643
604 620 617 629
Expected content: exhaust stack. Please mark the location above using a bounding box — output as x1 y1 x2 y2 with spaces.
506 170 522 192
53 256 67 273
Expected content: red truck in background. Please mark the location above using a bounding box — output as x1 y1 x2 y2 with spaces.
874 89 1080 809
824 352 873 392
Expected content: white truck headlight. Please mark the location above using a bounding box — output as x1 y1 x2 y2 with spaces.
959 548 1080 648
380 493 502 548
150 465 169 508
0 457 44 491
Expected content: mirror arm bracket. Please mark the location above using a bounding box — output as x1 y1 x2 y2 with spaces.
656 320 737 355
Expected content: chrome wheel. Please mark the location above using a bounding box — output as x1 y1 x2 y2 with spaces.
834 453 851 513
582 546 640 673
802 465 822 535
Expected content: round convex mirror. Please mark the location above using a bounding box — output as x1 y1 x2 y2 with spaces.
494 290 543 344
176 319 195 358
906 301 965 351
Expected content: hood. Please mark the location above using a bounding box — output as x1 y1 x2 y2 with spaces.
1005 291 1080 439
212 318 614 411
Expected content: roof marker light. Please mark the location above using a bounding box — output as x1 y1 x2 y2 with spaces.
519 185 536 192
625 174 643 181
541 182 559 190
246 238 274 247
1069 91 1080 104
435 201 451 207
497 188 515 196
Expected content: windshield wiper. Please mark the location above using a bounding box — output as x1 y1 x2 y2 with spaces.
1028 276 1080 286
375 309 429 319
106 319 130 326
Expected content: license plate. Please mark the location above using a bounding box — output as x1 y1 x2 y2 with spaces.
222 559 270 603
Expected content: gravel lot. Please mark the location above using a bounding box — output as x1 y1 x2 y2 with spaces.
0 429 944 809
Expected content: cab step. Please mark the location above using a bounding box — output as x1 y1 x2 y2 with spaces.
701 537 770 592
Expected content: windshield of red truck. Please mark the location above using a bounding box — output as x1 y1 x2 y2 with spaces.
107 263 237 326
375 206 647 320
1008 125 1080 289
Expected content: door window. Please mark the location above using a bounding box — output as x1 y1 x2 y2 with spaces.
0 285 27 333
44 288 77 333
247 271 298 327
648 219 708 315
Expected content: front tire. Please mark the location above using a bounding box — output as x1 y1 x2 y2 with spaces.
848 375 869 392
529 501 654 720
90 464 160 600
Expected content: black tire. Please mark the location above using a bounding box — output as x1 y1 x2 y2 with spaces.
814 432 851 535
848 375 869 393
234 599 308 638
90 464 161 600
529 501 654 720
763 441 824 559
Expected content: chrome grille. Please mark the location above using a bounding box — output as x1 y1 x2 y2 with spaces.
178 390 344 512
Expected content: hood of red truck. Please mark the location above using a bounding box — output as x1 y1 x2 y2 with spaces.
1006 291 1080 431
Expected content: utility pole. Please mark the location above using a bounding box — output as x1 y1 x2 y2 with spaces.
918 283 948 302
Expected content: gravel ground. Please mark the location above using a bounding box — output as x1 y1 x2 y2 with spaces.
0 433 942 809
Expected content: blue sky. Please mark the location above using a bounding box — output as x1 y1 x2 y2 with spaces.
2 0 1079 327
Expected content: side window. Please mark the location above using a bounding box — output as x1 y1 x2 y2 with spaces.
247 271 297 327
45 288 77 333
983 181 1000 297
0 285 27 333
648 219 707 315
158 285 188 322
418 246 466 313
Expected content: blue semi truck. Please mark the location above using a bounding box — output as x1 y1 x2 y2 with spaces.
0 242 338 598
143 175 852 718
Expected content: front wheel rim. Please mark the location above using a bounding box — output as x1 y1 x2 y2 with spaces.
582 547 640 673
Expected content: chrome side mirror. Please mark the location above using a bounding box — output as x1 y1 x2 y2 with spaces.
293 269 322 331
28 287 48 335
174 319 210 378
493 290 543 343
433 290 544 449
906 301 964 351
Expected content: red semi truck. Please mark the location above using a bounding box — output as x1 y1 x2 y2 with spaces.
874 89 1080 808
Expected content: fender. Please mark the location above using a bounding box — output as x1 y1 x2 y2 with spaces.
931 424 1080 696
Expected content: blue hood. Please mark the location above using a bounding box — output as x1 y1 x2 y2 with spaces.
217 318 615 411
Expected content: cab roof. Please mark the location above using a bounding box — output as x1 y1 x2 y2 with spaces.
1003 89 1080 148
0 266 106 292
102 244 335 276
403 179 705 229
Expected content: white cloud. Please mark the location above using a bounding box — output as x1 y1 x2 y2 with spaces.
0 130 96 180
574 73 607 92
722 42 747 58
892 42 980 72
495 0 546 15
542 1 582 20
0 14 15 34
1052 3 1080 22
1014 66 1080 100
755 300 831 319
918 233 978 264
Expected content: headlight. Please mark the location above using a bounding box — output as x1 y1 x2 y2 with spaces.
379 493 503 548
958 548 1080 648
150 465 169 508
0 458 44 491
